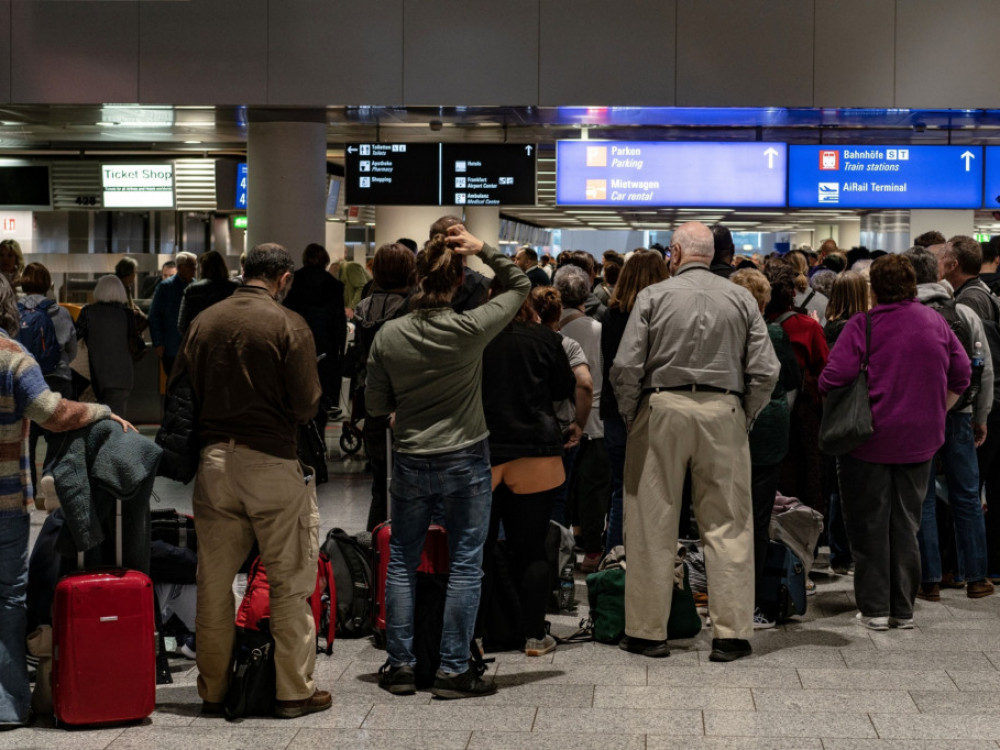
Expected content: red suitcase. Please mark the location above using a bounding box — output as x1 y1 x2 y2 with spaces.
52 500 155 726
372 521 449 640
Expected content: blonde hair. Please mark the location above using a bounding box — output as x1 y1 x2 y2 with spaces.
412 232 463 310
826 270 870 322
730 268 771 312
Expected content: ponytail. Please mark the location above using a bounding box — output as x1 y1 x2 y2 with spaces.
411 233 464 310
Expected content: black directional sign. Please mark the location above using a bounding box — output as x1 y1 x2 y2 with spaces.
345 143 536 206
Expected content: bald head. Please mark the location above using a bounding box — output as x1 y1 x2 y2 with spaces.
672 222 715 268
819 239 838 258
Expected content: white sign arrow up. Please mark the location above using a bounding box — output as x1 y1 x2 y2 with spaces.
525 145 534 156
764 147 779 169
961 150 976 172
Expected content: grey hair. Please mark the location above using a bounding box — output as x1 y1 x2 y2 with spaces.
94 274 129 305
554 265 591 308
809 269 836 298
903 246 940 286
175 251 198 268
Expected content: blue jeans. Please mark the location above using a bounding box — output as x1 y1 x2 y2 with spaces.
604 416 627 551
0 513 30 724
918 412 988 584
386 440 492 675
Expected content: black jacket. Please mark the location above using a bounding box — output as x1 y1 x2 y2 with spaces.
283 266 348 363
600 308 630 421
178 278 240 335
482 321 576 465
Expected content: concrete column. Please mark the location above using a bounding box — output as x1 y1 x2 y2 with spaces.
247 110 327 256
910 209 975 246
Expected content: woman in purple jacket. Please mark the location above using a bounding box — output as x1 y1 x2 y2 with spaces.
819 254 970 631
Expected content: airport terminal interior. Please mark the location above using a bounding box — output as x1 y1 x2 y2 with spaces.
8 0 1000 747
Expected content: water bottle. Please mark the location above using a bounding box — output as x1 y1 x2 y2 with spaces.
973 341 985 369
558 564 575 610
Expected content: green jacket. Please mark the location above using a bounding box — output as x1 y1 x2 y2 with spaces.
749 322 801 466
365 244 530 455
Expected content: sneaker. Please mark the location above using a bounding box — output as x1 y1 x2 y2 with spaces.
431 667 497 699
580 553 602 575
524 634 557 657
967 579 996 599
752 607 776 630
39 476 59 512
888 617 914 629
378 663 416 695
831 563 855 576
178 634 196 660
916 583 941 602
709 638 752 662
274 689 332 719
618 635 670 658
856 612 889 631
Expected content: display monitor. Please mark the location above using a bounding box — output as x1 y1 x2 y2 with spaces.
0 165 51 209
235 163 247 209
982 147 1000 209
789 145 983 209
102 164 174 208
556 141 787 207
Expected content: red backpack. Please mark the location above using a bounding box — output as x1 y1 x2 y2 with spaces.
235 554 336 655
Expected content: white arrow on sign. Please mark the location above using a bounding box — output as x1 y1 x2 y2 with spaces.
961 150 976 172
763 147 779 169
347 146 358 154
525 145 534 156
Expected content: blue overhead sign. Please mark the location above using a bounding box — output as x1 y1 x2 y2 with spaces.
982 147 1000 208
789 145 983 209
235 163 247 209
556 141 787 207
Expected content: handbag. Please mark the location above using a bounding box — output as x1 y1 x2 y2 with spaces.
818 313 873 455
224 624 276 719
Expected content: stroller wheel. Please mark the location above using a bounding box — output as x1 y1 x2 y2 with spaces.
340 430 362 455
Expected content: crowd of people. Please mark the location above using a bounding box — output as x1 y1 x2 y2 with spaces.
3 218 1000 724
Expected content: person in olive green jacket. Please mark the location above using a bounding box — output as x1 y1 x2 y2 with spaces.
366 218 529 700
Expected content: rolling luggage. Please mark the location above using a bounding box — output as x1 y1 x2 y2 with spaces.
760 540 808 622
52 499 155 726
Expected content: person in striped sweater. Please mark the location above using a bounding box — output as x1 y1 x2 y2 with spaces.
0 273 133 728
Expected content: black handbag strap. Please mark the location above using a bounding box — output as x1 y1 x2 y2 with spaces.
861 313 871 372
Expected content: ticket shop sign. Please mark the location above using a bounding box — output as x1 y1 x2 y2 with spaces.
556 141 787 207
102 164 174 208
789 145 983 209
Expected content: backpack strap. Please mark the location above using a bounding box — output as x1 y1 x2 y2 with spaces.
560 310 586 329
774 311 797 326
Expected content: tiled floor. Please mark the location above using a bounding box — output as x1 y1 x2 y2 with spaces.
12 445 1000 749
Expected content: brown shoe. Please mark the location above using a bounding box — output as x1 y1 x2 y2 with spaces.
967 580 996 599
940 573 966 589
274 690 332 719
916 583 941 602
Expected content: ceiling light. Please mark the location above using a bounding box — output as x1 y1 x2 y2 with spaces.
184 140 202 144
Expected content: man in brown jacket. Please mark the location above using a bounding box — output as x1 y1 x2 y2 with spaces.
174 242 329 718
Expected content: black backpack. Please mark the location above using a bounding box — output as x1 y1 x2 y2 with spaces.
320 529 374 638
956 283 1000 406
926 297 981 412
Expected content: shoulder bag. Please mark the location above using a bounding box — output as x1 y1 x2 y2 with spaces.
818 313 873 455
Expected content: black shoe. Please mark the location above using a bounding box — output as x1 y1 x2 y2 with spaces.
201 701 225 716
709 638 752 663
378 663 416 696
430 666 497 699
618 635 670 658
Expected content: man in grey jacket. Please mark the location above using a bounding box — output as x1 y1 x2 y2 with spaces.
906 246 994 602
611 221 779 663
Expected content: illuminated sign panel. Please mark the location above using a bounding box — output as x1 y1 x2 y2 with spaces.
102 164 174 208
789 145 983 209
556 141 787 207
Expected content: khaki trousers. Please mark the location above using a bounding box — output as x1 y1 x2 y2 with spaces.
623 391 754 641
193 441 320 702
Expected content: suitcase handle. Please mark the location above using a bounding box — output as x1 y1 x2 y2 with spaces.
76 498 123 570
